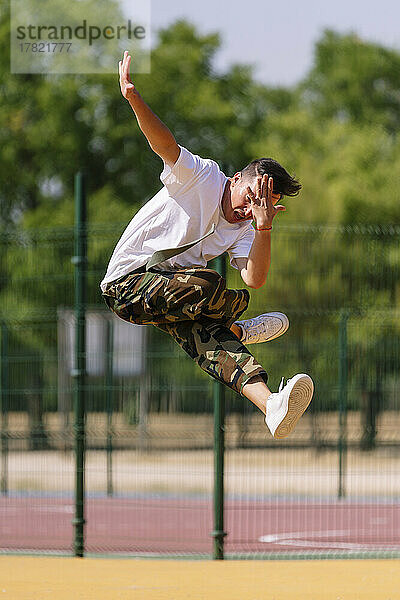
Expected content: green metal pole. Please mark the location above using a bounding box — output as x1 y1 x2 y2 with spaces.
211 254 227 559
338 310 349 499
0 321 9 495
71 172 87 556
106 318 114 497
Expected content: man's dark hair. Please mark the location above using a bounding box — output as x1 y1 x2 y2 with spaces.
241 158 301 197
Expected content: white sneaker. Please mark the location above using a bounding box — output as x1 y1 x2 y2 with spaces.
265 374 314 439
235 312 289 344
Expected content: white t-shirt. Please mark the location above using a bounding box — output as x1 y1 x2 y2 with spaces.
100 146 255 292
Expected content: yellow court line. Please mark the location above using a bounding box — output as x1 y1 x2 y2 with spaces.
0 557 400 600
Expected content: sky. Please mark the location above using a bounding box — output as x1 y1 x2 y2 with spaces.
122 0 400 86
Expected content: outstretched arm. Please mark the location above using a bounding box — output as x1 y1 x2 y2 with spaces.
119 50 180 166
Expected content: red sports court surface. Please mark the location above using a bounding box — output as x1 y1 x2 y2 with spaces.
1 496 400 555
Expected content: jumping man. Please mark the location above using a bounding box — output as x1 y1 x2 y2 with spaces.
101 51 314 439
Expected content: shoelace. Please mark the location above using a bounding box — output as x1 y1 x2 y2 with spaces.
278 376 293 393
245 318 267 341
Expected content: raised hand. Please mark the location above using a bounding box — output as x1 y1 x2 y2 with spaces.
246 174 286 230
119 50 136 100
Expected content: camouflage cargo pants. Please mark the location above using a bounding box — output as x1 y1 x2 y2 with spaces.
102 267 268 395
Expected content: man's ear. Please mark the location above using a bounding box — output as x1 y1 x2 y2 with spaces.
230 172 242 186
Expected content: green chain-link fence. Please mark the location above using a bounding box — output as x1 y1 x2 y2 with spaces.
1 217 399 557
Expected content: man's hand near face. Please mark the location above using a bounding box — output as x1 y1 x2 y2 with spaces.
236 174 285 289
246 174 286 230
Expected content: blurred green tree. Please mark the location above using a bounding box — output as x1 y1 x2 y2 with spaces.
300 29 400 133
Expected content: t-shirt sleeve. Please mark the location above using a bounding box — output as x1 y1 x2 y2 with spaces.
160 145 220 197
227 226 255 270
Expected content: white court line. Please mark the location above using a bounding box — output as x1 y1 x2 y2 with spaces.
258 530 400 550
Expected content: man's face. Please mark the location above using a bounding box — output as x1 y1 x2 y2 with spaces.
223 173 282 224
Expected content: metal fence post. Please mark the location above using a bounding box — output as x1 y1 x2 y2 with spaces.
338 310 349 499
71 172 87 556
0 321 9 495
106 318 114 497
212 254 227 559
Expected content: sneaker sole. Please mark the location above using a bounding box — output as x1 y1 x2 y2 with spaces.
244 312 289 344
273 375 314 439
